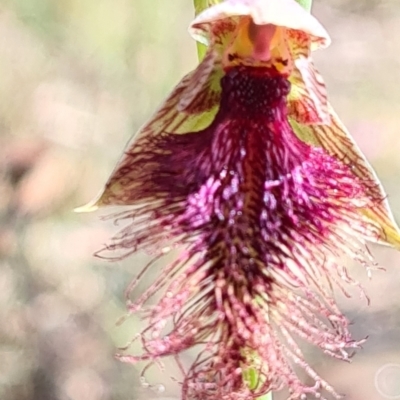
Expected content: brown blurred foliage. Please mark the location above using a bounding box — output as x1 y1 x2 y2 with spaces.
0 1 400 399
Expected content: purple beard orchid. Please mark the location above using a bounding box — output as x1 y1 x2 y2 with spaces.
79 0 400 399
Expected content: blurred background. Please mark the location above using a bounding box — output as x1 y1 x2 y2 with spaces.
0 0 400 399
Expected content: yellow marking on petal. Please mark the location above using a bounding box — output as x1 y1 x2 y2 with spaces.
225 18 260 61
222 19 293 74
269 27 293 74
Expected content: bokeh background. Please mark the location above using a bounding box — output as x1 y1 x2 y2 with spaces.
1 0 400 399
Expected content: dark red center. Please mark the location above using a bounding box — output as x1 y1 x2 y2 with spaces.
220 66 291 120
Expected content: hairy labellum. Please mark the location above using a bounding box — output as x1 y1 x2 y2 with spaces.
103 66 383 400
81 1 400 399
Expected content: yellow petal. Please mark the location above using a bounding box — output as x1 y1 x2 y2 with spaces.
290 107 400 248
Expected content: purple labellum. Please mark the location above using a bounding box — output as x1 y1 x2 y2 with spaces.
105 66 382 399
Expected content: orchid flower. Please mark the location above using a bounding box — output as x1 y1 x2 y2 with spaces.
79 0 400 399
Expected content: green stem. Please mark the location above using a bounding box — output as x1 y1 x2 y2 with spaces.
193 0 210 60
296 0 313 12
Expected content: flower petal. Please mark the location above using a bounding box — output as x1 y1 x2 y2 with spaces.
290 107 400 248
288 58 330 124
189 0 330 51
287 29 330 125
77 50 224 210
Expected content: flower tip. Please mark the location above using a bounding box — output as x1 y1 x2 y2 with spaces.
74 199 100 213
362 207 400 250
383 224 400 250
